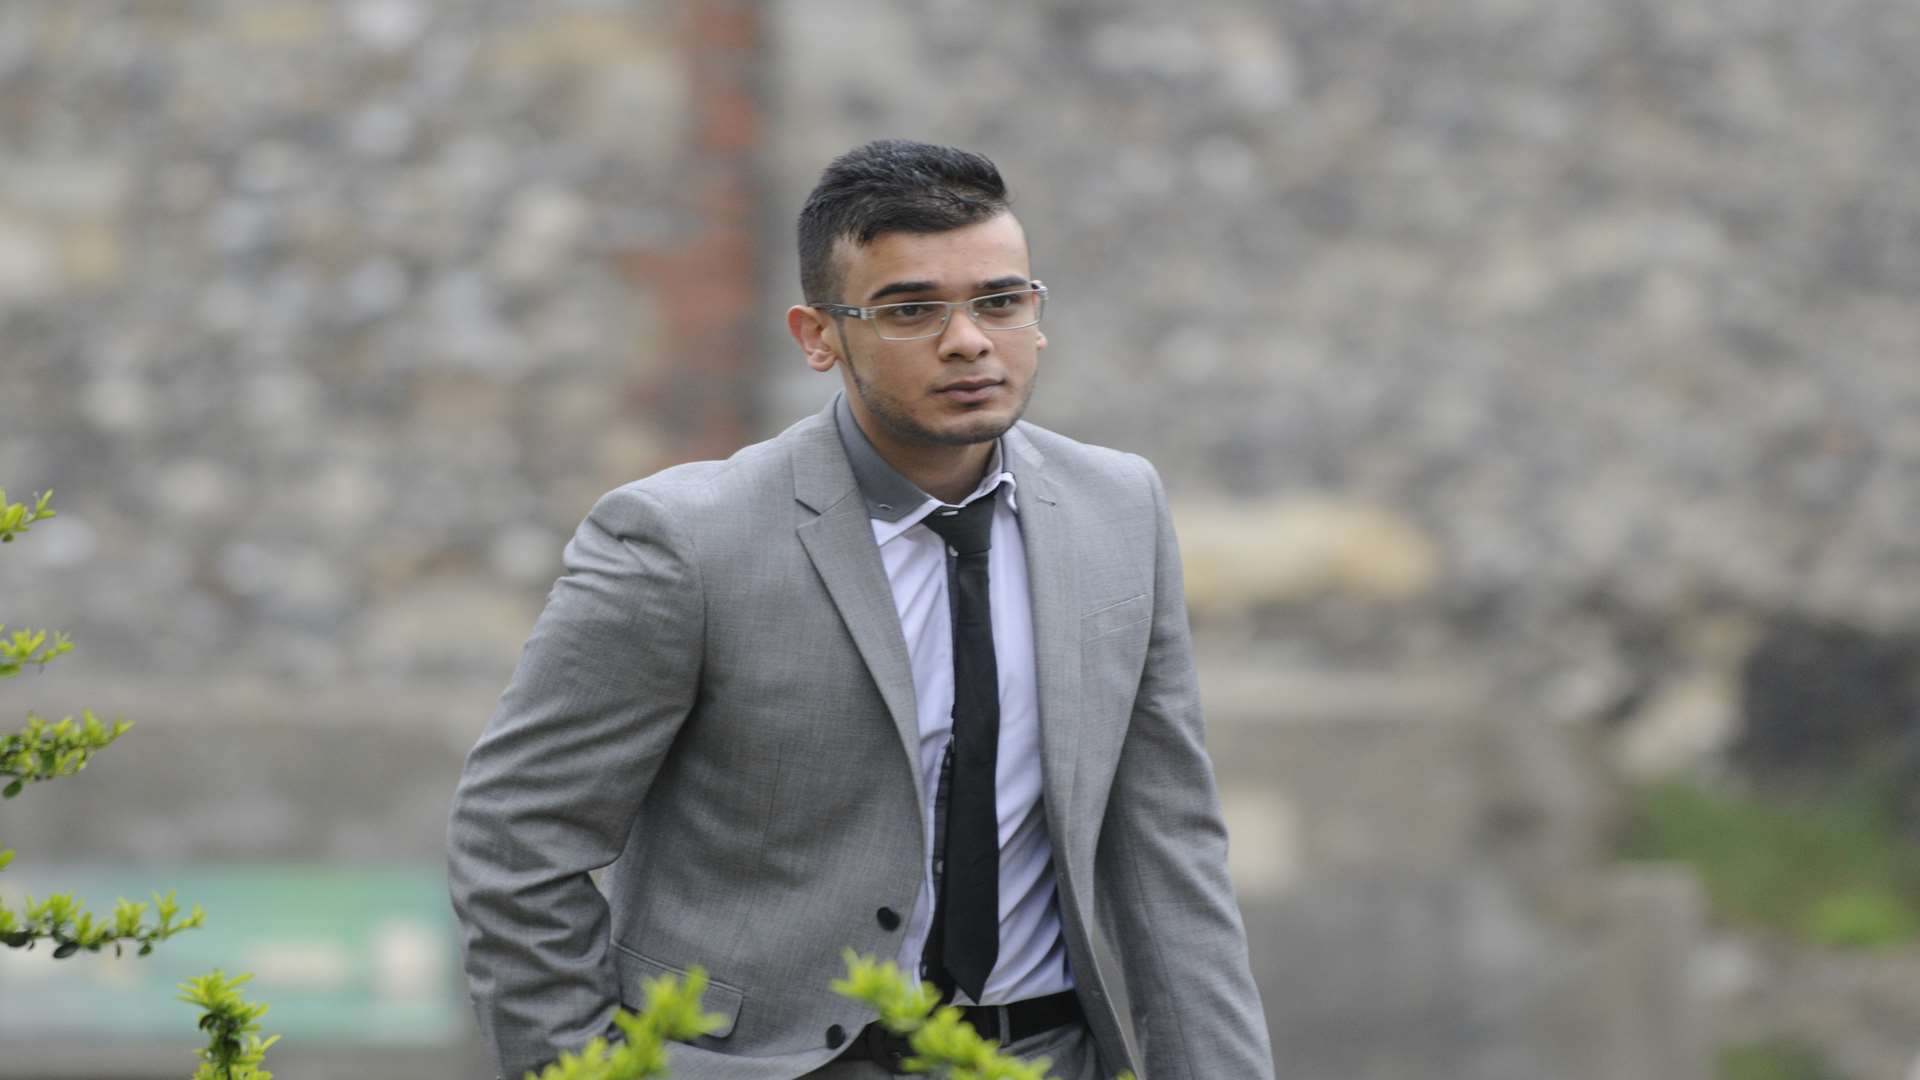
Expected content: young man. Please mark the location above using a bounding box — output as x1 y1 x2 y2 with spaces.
448 139 1274 1080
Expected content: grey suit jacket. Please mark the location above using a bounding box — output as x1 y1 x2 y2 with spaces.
447 400 1274 1079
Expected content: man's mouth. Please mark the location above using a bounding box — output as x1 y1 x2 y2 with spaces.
935 378 1001 403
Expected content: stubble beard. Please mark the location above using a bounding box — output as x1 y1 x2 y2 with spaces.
844 351 1038 449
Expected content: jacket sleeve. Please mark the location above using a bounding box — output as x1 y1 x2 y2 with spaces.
446 484 705 1079
1095 458 1276 1080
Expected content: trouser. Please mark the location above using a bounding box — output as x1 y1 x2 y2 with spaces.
800 1018 1105 1079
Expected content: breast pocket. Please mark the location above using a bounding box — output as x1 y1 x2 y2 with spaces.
1081 593 1150 642
1081 593 1152 732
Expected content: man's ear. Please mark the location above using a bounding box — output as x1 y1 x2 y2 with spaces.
787 305 840 373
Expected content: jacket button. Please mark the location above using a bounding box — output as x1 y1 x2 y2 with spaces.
876 906 901 931
826 1024 847 1049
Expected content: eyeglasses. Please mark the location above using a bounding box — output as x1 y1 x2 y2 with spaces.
811 281 1048 341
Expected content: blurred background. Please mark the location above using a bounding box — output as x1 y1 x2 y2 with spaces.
2 1 1918 1077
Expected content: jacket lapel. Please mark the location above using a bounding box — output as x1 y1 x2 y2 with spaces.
1004 425 1084 860
790 409 927 802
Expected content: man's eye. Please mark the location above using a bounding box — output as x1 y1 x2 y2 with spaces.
883 304 935 319
976 294 1018 311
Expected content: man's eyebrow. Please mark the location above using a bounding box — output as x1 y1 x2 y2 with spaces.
864 275 1032 303
866 280 940 302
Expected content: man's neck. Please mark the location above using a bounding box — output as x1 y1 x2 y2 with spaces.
870 435 993 506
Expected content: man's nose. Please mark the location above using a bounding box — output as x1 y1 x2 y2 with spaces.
937 305 993 361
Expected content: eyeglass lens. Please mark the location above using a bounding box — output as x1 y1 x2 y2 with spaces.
870 288 1045 340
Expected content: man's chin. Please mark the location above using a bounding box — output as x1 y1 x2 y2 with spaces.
927 411 1019 447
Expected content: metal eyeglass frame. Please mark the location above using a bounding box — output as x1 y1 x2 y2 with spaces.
809 280 1048 341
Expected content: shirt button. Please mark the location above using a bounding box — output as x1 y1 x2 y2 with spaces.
826 1024 846 1049
876 906 901 931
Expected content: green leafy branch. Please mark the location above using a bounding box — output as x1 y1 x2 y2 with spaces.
527 968 726 1080
1 490 74 679
833 950 944 1039
0 626 74 679
0 887 204 958
831 951 1136 1080
1 710 132 798
178 969 279 1080
3 483 232 1069
0 488 54 544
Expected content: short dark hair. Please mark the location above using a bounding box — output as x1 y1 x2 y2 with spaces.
797 139 1010 303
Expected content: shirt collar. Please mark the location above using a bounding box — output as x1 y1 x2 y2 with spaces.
832 392 1018 543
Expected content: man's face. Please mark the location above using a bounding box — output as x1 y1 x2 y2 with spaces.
800 212 1046 457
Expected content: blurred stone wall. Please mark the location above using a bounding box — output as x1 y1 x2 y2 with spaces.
0 0 761 686
3 0 1915 688
765 0 1920 675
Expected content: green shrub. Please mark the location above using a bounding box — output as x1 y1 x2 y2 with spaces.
1716 1037 1842 1080
0 488 205 956
179 970 279 1080
2 487 274 1078
527 969 726 1080
1619 775 1920 947
831 951 1134 1080
1801 888 1919 948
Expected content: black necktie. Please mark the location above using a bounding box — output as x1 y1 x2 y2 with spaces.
920 489 1000 1002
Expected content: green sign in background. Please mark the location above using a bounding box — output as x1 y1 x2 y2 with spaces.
0 863 469 1045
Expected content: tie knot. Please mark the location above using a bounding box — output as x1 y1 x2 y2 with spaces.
921 488 997 555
